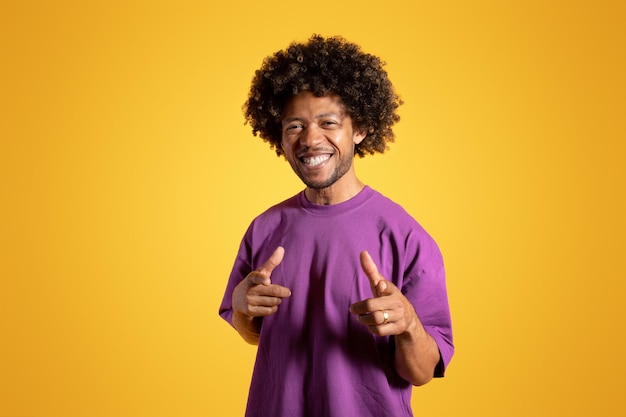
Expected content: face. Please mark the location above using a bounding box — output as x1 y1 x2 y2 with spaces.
280 92 366 191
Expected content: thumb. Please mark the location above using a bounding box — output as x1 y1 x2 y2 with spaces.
360 250 385 297
247 246 285 286
257 246 285 276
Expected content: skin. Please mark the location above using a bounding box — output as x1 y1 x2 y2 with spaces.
231 246 290 345
349 251 441 386
280 91 366 205
231 92 441 385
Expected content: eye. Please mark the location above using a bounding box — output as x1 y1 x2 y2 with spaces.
285 123 304 132
320 120 339 128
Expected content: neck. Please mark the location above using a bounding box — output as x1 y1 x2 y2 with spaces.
304 175 365 205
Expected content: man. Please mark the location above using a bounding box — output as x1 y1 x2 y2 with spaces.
219 35 453 417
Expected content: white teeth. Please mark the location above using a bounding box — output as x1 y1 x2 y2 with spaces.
302 155 330 166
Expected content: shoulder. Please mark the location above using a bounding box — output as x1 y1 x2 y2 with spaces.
368 188 423 229
254 192 300 221
243 191 301 237
368 188 440 249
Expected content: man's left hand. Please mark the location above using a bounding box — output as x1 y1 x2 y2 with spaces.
349 251 418 337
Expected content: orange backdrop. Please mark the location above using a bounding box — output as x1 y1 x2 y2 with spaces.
1 1 625 416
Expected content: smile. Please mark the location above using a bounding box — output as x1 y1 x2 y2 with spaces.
301 154 331 167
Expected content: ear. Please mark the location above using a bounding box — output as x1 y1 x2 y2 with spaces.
353 128 367 145
277 140 285 157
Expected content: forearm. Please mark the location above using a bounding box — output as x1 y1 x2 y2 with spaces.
394 319 441 386
232 311 262 345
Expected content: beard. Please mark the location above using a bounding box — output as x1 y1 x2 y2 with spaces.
291 150 354 190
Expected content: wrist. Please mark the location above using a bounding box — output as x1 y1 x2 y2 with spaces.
233 311 262 344
398 311 426 342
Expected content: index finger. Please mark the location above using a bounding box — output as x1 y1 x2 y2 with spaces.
360 250 384 297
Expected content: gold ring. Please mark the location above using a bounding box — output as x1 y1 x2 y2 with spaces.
382 310 389 324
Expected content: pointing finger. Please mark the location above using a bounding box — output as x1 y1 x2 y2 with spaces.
258 246 285 276
360 250 384 297
248 246 285 286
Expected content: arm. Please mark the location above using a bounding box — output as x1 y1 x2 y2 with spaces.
391 301 441 385
231 246 291 344
349 251 441 386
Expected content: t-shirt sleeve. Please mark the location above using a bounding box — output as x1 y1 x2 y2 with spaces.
218 234 253 327
402 234 454 377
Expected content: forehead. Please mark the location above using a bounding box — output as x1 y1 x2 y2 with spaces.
282 92 346 118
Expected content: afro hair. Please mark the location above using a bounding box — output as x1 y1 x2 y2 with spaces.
243 34 402 157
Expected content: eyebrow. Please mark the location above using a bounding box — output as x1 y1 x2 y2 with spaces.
283 112 342 123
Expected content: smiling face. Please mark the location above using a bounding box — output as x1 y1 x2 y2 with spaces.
280 92 366 204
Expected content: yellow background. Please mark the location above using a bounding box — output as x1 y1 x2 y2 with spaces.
1 1 624 416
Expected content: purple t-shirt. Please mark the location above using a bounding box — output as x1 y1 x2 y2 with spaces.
219 186 453 417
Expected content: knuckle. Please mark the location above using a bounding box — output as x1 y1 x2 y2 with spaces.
269 287 284 297
266 285 285 298
259 306 277 316
247 272 262 284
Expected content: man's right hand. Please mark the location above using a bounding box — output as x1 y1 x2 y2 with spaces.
231 246 291 343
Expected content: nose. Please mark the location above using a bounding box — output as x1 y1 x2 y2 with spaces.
300 124 323 147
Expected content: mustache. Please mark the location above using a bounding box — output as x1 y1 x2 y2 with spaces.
296 146 335 158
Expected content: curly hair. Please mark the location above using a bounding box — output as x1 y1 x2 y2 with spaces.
243 34 402 157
